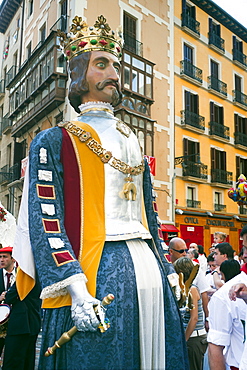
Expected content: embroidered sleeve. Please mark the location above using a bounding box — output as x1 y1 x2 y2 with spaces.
28 127 83 292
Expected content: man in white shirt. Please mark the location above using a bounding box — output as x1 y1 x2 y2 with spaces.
0 246 16 358
208 271 247 369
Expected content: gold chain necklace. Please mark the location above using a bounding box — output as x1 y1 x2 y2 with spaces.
58 121 144 200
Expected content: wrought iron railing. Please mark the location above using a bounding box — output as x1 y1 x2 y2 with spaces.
50 15 69 33
233 90 247 107
211 168 233 185
214 204 226 212
209 121 229 140
187 199 201 208
234 131 247 147
2 117 11 132
182 161 208 180
180 60 202 83
6 65 17 86
181 110 205 130
232 48 247 67
208 76 227 96
9 163 21 182
123 34 143 57
208 32 225 52
0 165 11 184
181 13 200 36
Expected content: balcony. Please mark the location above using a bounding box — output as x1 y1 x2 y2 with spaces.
2 117 11 134
50 15 69 33
208 32 225 53
0 165 11 184
211 169 233 185
187 199 201 208
181 13 200 37
6 65 17 87
235 131 247 147
123 34 143 57
214 204 226 212
208 76 227 97
233 90 247 109
182 161 208 180
7 31 67 137
181 110 205 131
209 121 229 140
0 79 5 96
180 60 202 84
0 163 21 185
232 49 247 68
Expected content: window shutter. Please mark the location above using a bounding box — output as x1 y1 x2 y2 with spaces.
219 106 224 125
222 151 226 171
233 35 237 50
183 138 189 156
236 156 240 180
209 18 212 33
210 102 214 122
217 24 221 37
211 147 215 169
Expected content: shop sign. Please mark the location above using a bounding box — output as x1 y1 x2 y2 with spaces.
206 219 234 227
184 217 198 224
187 227 194 231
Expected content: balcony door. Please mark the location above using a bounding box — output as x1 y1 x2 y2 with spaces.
124 12 137 54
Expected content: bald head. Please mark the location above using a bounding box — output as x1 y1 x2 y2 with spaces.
189 243 198 250
169 237 188 263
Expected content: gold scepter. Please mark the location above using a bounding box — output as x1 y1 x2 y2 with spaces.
44 293 115 357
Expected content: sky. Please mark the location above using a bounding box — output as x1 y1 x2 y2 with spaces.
212 0 247 28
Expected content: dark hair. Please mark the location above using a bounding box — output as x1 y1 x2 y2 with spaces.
174 257 195 282
197 245 203 254
240 225 247 238
207 252 215 263
68 51 122 113
220 259 240 282
190 249 199 259
215 242 234 259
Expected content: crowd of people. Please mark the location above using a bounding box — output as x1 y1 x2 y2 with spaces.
167 228 247 370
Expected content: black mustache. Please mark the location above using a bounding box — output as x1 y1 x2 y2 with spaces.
96 79 120 91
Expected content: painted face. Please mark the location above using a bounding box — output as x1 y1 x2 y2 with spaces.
82 51 121 105
214 248 227 266
0 253 14 271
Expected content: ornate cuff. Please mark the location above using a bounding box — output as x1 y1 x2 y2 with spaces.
40 273 87 299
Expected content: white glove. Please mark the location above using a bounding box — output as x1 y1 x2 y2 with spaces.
67 280 101 332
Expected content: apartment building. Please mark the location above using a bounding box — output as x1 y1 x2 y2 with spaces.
174 0 247 252
0 0 175 241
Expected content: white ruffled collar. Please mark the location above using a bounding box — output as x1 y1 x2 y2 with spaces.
78 101 114 115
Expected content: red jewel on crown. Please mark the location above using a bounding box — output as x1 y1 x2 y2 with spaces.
99 39 108 46
78 41 88 48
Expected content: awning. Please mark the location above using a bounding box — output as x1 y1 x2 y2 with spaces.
161 224 179 233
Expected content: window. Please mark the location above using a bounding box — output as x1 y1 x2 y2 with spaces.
28 0 34 17
122 51 153 99
235 114 247 135
184 44 193 64
214 192 221 205
27 42 32 59
40 24 46 43
7 143 12 168
183 138 199 162
124 12 138 55
233 36 243 53
236 157 247 180
187 186 196 201
210 102 224 125
60 0 68 32
209 19 221 37
210 60 219 90
184 91 198 113
235 74 242 92
211 148 226 171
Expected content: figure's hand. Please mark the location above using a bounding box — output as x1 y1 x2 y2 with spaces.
67 280 101 332
229 283 247 303
0 291 6 302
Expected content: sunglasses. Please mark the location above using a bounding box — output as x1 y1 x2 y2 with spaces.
171 248 188 254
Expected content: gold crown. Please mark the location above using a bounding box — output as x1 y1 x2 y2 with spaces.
58 15 123 60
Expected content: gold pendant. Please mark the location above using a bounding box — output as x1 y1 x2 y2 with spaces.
119 176 137 201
